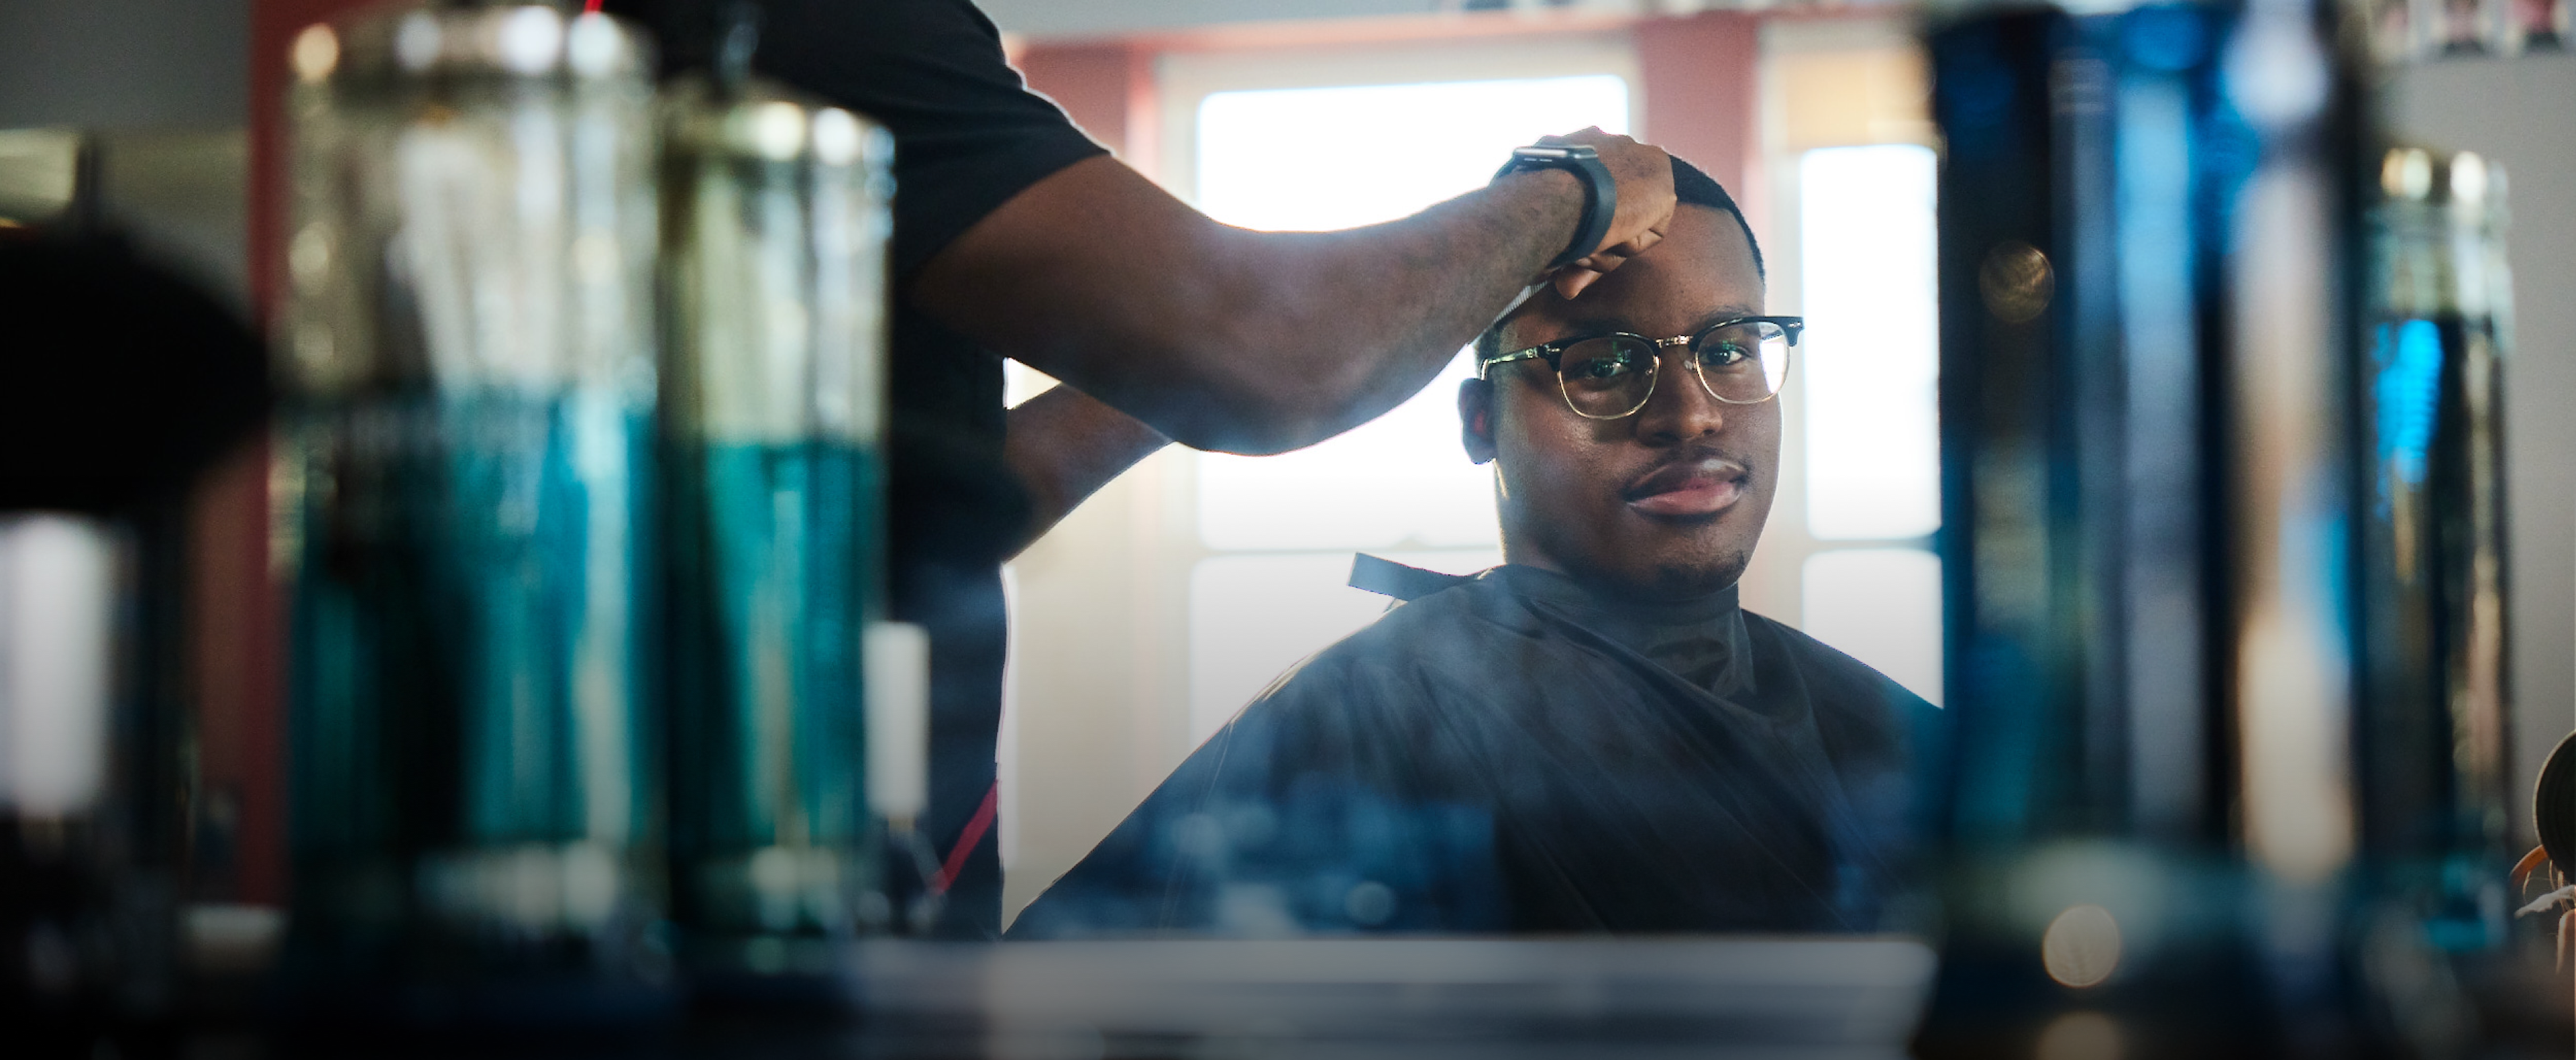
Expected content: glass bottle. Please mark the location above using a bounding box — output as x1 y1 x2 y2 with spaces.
275 1 672 1021
656 70 895 993
1915 0 2377 1052
2351 147 2518 1044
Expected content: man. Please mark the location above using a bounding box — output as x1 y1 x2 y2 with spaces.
606 0 1679 935
1008 161 1939 937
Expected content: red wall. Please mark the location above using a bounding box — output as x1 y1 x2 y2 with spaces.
1015 41 1157 172
213 0 373 908
1638 12 1762 235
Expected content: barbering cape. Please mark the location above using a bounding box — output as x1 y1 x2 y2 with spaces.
1006 558 1942 937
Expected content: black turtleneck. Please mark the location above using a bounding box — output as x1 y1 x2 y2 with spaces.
1010 556 1941 937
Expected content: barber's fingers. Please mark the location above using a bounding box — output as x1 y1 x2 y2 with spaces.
1553 268 1603 301
1550 221 1665 299
1552 252 1625 299
1596 224 1665 260
1547 127 1674 262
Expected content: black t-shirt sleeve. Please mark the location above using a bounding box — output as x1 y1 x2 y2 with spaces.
755 0 1106 274
619 0 1110 276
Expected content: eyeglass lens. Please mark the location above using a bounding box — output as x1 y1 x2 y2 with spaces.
1552 322 1791 419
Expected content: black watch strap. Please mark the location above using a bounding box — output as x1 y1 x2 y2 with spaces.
1494 144 1618 271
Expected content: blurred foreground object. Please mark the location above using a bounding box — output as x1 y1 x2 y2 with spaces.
0 205 269 1034
2354 146 2517 1022
847 937 1933 1059
1921 1 2554 1055
274 1 673 1024
0 231 269 513
657 62 904 998
1921 0 2378 1054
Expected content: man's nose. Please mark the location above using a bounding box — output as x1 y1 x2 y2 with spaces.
1633 352 1724 444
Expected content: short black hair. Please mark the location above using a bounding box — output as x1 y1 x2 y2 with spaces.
1474 155 1764 364
1672 156 1764 280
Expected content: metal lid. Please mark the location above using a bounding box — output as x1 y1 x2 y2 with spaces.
288 3 651 89
662 76 892 170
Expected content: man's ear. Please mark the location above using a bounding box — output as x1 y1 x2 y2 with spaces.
1458 378 1497 466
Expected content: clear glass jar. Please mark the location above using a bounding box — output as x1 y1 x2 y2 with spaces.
276 2 670 1012
656 74 896 979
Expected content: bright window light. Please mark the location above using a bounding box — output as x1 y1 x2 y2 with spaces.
1189 549 1501 741
1800 144 1939 541
1195 74 1629 551
1185 74 1627 735
1195 352 1497 552
1801 548 1942 706
1195 76 1630 231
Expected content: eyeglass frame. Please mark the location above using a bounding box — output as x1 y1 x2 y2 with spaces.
1475 315 1806 420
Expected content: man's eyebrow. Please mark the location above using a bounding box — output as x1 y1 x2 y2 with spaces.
1554 315 1633 335
1535 305 1767 342
1687 306 1765 331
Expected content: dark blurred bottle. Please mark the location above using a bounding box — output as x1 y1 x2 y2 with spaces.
0 146 270 1044
2351 145 2520 1051
273 2 674 1024
1917 0 2380 1054
656 60 900 1002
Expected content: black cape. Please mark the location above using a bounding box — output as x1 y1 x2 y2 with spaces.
1008 558 1942 937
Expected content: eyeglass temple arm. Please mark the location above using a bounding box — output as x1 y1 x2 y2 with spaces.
1477 347 1554 378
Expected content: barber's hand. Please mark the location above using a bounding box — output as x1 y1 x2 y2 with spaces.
1542 127 1673 299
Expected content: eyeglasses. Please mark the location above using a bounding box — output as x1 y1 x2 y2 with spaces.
1476 316 1803 420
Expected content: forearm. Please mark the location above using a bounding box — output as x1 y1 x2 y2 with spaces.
1170 171 1585 452
911 157 1582 455
1002 383 1171 559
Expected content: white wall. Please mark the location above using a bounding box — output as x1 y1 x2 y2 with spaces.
0 0 250 303
0 0 248 129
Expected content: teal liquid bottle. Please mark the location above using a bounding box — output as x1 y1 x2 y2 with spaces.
657 74 895 1002
275 3 674 1024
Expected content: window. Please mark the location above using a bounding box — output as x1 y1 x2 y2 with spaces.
1793 142 1942 704
1800 145 1939 543
1185 73 1629 737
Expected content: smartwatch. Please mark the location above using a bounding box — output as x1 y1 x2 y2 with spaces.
1493 144 1618 270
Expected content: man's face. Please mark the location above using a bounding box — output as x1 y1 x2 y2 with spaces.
1460 206 1776 600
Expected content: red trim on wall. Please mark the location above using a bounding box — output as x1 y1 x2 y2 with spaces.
222 0 374 907
1018 43 1135 152
1637 12 1764 239
1016 41 1159 178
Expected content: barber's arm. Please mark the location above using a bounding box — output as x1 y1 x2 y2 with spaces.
1002 384 1170 559
910 127 1674 456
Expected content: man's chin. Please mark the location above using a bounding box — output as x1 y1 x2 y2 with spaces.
1568 550 1750 603
1646 555 1748 600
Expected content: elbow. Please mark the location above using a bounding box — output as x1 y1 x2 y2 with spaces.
1152 393 1332 457
1151 333 1378 456
1117 240 1386 454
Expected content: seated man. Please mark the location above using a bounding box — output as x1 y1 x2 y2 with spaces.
1008 160 1939 937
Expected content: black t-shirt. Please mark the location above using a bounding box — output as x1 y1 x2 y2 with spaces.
608 0 1109 937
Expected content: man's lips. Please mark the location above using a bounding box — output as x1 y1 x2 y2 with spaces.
1623 457 1749 517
